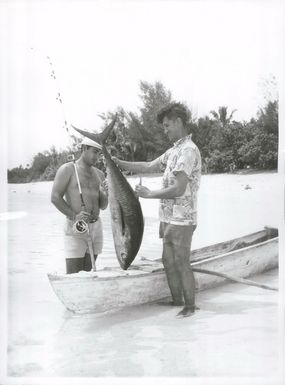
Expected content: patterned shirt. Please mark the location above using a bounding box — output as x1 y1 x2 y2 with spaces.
158 135 201 226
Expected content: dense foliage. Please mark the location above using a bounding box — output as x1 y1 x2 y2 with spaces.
8 81 278 183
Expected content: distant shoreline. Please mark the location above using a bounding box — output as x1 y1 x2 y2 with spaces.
229 169 277 175
7 169 277 184
127 169 278 178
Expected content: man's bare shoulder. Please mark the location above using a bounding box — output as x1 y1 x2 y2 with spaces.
55 162 74 177
52 162 74 193
58 162 73 171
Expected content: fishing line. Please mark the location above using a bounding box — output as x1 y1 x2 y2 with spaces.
45 54 69 133
30 47 96 271
29 47 74 147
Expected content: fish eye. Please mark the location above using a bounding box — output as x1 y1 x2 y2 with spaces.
120 252 127 261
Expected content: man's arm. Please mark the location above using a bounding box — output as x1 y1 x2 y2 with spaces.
113 156 162 174
135 171 188 199
51 164 76 219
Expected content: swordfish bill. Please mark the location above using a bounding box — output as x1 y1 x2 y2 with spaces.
71 118 144 270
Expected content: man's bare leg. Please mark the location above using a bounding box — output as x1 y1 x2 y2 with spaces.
162 243 184 305
176 246 195 302
174 245 199 317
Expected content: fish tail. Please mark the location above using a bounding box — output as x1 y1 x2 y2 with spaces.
71 115 117 145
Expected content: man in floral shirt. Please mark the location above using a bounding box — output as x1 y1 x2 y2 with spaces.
114 102 201 318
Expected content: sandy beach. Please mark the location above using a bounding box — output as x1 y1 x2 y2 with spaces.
2 171 284 383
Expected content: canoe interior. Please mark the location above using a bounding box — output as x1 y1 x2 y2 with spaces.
130 227 278 267
188 227 277 262
49 227 278 280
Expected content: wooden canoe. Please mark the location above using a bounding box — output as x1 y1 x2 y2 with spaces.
47 227 278 314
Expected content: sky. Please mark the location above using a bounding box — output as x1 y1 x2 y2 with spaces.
1 0 285 169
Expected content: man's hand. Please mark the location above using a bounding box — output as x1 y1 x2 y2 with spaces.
75 210 90 222
101 180 108 194
135 184 152 198
112 156 122 168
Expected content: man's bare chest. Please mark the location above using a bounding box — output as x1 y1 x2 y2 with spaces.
69 169 100 191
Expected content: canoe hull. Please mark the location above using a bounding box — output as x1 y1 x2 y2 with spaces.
193 237 278 290
48 230 278 314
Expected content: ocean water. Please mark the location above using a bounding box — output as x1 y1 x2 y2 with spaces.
3 172 283 379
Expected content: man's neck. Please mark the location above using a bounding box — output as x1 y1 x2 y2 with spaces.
77 157 91 171
180 127 188 138
173 128 189 143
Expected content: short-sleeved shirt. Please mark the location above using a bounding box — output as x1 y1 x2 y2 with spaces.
158 135 201 226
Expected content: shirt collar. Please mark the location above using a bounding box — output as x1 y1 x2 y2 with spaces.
173 134 192 148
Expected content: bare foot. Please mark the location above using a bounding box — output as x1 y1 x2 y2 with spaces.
176 305 199 318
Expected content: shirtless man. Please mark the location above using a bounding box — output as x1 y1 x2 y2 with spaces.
51 137 108 274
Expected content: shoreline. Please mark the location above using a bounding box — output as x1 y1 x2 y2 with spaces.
7 169 278 184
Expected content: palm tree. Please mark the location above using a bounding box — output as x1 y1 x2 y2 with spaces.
210 106 237 128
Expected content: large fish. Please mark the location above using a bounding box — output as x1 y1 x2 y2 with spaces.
71 118 144 270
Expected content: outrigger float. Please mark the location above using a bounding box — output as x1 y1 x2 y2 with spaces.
48 227 278 314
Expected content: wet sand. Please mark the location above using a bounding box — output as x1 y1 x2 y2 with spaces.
3 172 284 382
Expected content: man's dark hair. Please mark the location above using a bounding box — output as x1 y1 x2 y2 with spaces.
157 102 189 126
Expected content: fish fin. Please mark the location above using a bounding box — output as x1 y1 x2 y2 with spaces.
71 115 117 145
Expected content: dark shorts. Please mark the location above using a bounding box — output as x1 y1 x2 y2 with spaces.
65 252 98 274
159 222 196 249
